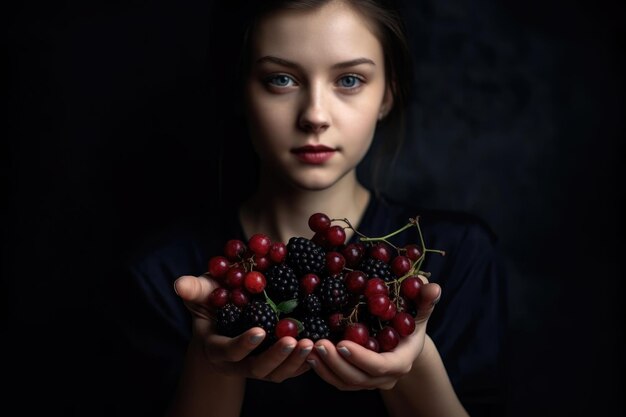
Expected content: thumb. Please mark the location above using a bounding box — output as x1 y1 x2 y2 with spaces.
174 274 218 303
414 282 442 323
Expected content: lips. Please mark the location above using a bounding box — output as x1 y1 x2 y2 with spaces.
291 145 336 164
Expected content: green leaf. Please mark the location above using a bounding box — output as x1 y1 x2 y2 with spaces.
276 299 298 314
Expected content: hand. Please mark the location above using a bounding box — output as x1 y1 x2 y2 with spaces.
174 274 315 382
305 278 442 391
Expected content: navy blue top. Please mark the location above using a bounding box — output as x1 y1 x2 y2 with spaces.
111 194 508 417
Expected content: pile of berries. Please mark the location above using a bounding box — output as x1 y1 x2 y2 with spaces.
206 213 443 353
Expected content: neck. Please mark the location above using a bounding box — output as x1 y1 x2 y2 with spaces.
239 171 371 244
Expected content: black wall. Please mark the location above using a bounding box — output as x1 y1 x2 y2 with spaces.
5 0 624 415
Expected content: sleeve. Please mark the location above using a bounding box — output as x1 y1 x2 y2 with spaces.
103 240 203 417
427 220 509 417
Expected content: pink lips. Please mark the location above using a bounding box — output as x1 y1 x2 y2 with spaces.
291 145 336 164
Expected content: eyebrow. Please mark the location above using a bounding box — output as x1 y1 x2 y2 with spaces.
255 56 376 70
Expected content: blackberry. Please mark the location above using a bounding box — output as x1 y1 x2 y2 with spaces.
242 300 278 335
359 257 395 282
265 263 299 303
298 293 322 316
216 303 243 338
286 237 325 276
301 315 330 342
319 275 348 312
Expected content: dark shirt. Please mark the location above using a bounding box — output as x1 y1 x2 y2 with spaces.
110 194 508 417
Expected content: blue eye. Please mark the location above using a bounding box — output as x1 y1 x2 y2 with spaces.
267 74 295 87
338 75 362 89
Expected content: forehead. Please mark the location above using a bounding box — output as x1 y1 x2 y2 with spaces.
249 2 383 66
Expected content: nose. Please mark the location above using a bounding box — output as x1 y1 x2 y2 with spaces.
298 84 330 134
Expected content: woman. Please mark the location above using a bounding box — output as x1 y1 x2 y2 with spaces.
115 1 507 416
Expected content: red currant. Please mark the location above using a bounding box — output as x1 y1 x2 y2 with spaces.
404 243 423 262
367 293 391 317
341 243 364 267
364 277 388 298
376 326 400 352
208 287 229 309
391 255 412 277
344 270 367 294
229 287 249 307
379 301 397 321
369 243 392 263
365 336 380 352
400 275 423 301
391 311 416 337
328 312 345 333
253 254 271 271
275 318 299 339
268 241 287 264
300 273 321 294
223 239 246 261
324 225 346 247
244 271 266 294
308 212 331 233
325 251 346 275
224 266 245 289
248 233 271 256
343 322 369 346
208 256 229 279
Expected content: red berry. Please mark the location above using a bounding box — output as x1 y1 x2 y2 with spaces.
248 233 271 256
312 231 329 249
300 273 321 294
223 239 246 261
365 336 380 352
208 287 229 309
328 312 345 333
343 322 369 346
369 243 392 263
364 277 388 298
391 255 412 277
324 225 346 247
268 242 287 264
229 287 249 307
224 266 245 289
275 318 299 339
308 212 331 233
376 326 400 352
391 311 416 337
379 301 397 321
404 244 423 262
253 254 271 271
367 293 391 317
341 243 364 267
325 251 346 275
244 271 266 294
208 256 230 279
344 270 367 294
400 275 423 300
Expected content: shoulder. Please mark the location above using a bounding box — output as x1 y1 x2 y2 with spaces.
370 194 498 248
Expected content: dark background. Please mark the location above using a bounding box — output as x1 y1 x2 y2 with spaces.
5 0 624 415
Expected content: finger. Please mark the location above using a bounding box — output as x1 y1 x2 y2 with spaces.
334 333 420 377
264 339 315 382
415 282 441 323
174 275 217 303
247 336 303 379
205 327 267 362
310 340 396 390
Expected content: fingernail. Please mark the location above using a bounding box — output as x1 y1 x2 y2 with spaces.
338 346 351 357
249 334 264 344
173 278 181 295
282 344 295 354
306 359 317 368
315 345 327 356
300 346 312 358
432 294 441 306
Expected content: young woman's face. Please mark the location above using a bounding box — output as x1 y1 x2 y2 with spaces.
244 1 391 191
